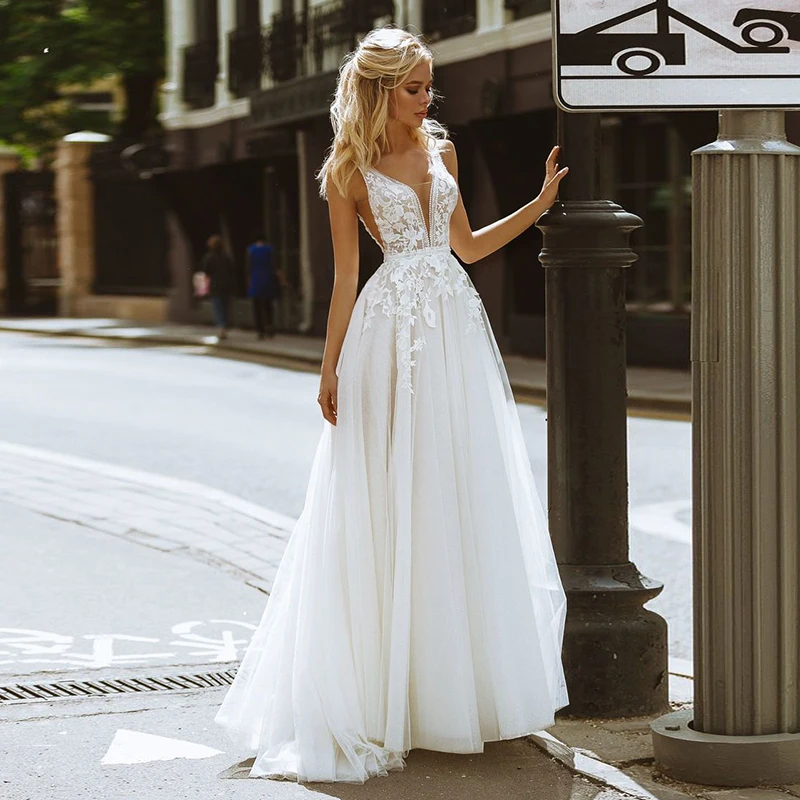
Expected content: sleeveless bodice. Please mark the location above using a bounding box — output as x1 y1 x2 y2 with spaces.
361 147 457 255
356 146 485 392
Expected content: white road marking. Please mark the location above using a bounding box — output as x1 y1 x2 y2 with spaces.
0 620 256 670
101 729 222 765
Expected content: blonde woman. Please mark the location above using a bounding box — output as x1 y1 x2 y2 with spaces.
216 27 569 784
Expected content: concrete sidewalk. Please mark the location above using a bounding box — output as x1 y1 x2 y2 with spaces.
4 443 800 798
0 317 691 418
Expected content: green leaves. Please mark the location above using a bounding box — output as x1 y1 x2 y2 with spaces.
0 0 164 155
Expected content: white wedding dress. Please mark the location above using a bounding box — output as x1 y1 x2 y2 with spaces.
215 145 568 783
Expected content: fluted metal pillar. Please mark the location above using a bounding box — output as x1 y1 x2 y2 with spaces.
652 110 800 785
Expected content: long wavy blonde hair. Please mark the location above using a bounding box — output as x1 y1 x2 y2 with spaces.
318 27 448 198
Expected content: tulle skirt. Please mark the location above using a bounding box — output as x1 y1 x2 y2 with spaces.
215 251 568 783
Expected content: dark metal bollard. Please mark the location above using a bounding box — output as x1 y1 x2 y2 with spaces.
536 114 668 717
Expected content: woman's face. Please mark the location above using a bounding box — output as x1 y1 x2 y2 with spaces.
389 60 433 128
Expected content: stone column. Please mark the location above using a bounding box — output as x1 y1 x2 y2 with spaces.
651 110 800 786
161 0 193 123
0 146 22 313
217 0 235 107
296 128 314 334
54 132 110 317
400 0 423 32
476 0 505 31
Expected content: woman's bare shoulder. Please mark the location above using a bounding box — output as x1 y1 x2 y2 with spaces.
348 169 369 203
436 139 458 174
326 169 368 206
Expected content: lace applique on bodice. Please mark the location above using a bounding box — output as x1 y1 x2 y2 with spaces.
361 147 455 255
358 147 485 392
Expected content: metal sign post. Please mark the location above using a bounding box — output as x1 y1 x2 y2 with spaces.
548 0 800 786
650 109 800 789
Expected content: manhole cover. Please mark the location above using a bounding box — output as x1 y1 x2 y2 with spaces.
0 668 237 704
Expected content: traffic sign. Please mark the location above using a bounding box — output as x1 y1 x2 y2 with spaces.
553 0 800 110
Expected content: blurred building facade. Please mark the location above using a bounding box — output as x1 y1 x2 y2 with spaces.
159 0 799 366
1 76 144 319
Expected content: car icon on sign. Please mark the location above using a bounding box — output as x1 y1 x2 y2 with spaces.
559 31 686 76
558 0 794 78
733 8 800 47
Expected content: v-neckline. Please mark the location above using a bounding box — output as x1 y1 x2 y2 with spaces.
370 150 437 247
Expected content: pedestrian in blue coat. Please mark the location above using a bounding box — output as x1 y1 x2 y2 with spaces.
247 234 283 339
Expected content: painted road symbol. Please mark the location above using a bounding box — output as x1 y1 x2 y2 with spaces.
102 730 222 765
554 0 800 109
0 619 257 671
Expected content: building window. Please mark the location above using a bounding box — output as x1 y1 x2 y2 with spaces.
423 0 477 41
601 113 716 315
182 0 219 109
194 0 219 43
236 0 260 28
229 0 262 97
264 0 394 85
504 0 550 21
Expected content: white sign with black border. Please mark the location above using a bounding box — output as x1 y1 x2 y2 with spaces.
554 0 800 110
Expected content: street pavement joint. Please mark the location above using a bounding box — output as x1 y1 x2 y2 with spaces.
0 441 292 592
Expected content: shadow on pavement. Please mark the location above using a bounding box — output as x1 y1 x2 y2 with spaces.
218 738 574 799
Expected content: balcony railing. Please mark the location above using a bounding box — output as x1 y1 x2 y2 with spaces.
263 0 394 85
504 0 550 20
228 25 263 97
424 0 476 41
182 41 219 109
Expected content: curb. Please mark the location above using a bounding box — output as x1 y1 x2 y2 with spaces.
0 440 296 534
0 441 295 595
0 322 692 418
529 730 662 800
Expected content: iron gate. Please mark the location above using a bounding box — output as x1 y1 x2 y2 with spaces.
3 170 59 315
90 144 169 296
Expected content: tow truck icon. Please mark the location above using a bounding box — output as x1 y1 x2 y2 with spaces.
559 1 799 77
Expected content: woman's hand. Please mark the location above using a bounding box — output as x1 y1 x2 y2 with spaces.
538 146 569 210
318 369 338 426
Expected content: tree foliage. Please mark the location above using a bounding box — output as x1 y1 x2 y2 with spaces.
0 0 164 155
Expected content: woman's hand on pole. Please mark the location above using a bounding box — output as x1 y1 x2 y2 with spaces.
538 145 569 210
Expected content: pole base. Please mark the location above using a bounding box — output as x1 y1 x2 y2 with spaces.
559 564 668 717
652 709 800 786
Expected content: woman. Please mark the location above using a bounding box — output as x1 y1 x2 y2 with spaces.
200 234 236 340
246 233 282 339
216 27 569 784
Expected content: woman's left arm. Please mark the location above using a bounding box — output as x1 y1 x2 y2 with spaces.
443 141 568 265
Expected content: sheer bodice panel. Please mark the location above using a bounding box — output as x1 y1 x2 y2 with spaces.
356 146 484 392
361 148 457 255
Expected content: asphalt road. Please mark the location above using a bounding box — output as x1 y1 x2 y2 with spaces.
0 501 266 677
0 331 693 662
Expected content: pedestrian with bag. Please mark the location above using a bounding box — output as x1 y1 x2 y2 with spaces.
200 234 236 341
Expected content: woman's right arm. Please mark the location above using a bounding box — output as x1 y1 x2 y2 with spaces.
318 180 360 426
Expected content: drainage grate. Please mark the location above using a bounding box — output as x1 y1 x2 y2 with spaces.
0 668 238 704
